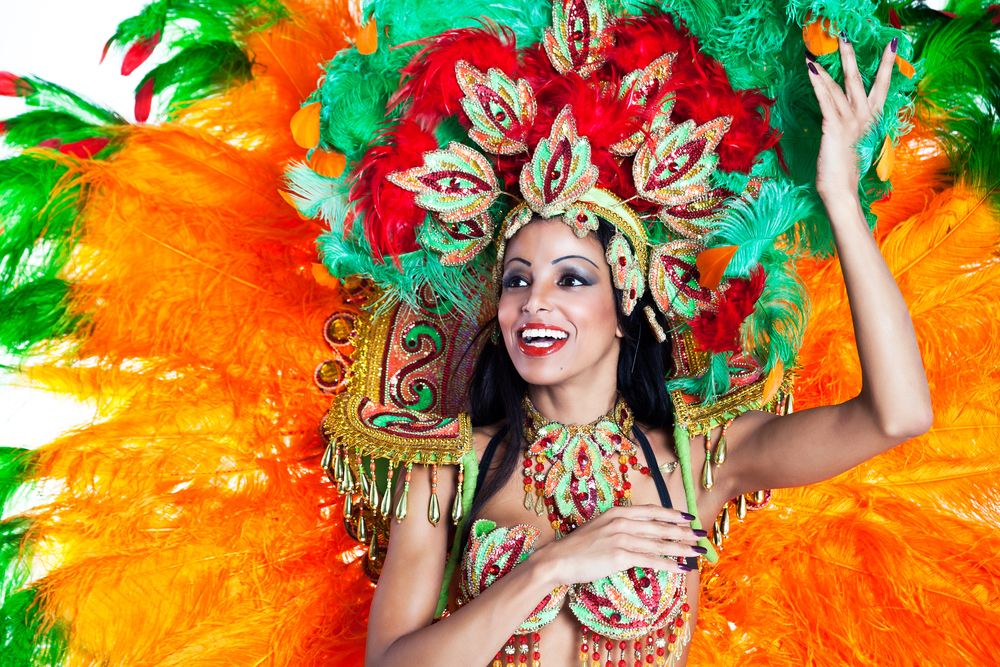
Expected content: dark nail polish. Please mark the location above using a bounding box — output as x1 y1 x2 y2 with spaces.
840 31 850 43
677 562 694 572
681 512 696 521
891 37 898 53
693 529 708 537
805 50 816 62
808 62 818 75
692 546 708 554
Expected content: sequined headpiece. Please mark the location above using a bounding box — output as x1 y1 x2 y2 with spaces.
301 0 803 416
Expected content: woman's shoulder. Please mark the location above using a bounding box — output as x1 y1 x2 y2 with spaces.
471 421 507 464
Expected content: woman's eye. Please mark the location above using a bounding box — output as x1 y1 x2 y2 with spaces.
558 273 590 287
503 275 528 289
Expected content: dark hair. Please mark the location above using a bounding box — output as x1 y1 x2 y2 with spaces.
465 219 674 534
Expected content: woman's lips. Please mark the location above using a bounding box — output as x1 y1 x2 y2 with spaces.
516 326 569 357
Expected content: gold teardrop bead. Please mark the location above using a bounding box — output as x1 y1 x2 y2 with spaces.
321 440 336 484
342 493 353 520
721 505 730 536
379 477 393 517
394 489 408 521
737 494 747 520
753 489 765 504
524 490 534 511
702 454 714 490
342 464 354 494
534 494 546 516
357 464 370 497
368 474 380 509
451 490 463 525
714 435 727 465
428 492 441 526
357 513 367 543
712 518 723 547
368 534 379 561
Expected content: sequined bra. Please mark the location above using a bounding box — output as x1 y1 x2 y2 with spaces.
457 518 687 638
455 425 693 641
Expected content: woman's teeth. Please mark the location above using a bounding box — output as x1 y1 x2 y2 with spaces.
520 328 568 347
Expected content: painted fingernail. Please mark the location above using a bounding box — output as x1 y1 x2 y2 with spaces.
805 50 816 62
677 562 694 572
840 31 850 43
808 62 818 75
680 512 696 521
692 529 708 537
891 37 898 53
692 546 708 554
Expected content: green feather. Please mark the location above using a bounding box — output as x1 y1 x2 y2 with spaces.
137 41 254 117
0 516 67 667
0 154 85 358
1 111 111 150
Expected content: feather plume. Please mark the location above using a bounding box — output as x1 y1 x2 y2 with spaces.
347 119 438 261
394 25 520 126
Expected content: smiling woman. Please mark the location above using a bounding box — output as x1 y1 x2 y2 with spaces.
2 0 999 666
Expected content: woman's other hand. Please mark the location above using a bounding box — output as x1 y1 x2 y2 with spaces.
532 505 705 587
807 37 897 198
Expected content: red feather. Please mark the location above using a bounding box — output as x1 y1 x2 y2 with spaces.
607 12 781 173
100 37 113 64
690 265 766 353
122 31 161 76
37 138 62 150
135 77 155 123
0 71 32 97
59 137 111 159
348 119 439 262
394 25 519 127
888 8 902 30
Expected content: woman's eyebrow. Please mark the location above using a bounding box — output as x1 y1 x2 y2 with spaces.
504 257 531 268
552 255 599 269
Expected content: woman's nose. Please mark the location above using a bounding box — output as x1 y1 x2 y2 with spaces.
522 280 552 314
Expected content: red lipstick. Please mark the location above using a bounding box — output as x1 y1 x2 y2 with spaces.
515 324 569 357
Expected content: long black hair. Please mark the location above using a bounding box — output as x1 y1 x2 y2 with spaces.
465 219 675 532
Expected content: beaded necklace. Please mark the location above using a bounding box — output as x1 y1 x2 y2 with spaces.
521 395 651 536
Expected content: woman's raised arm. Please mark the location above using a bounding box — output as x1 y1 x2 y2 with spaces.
720 38 933 497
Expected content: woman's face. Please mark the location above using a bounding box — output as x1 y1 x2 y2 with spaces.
498 218 623 387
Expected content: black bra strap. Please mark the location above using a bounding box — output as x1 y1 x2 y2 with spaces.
632 425 699 571
472 425 509 504
632 425 672 509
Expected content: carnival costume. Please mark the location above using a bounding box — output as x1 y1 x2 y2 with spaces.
2 0 1000 665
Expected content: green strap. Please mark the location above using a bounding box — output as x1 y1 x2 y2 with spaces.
675 423 718 563
435 449 479 618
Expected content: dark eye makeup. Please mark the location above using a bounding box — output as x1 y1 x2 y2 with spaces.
501 269 595 290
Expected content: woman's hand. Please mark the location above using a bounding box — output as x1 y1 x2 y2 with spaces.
807 37 897 199
532 505 705 587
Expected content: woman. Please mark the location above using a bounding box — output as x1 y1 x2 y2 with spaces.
364 38 932 667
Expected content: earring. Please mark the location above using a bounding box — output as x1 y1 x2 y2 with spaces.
643 305 667 343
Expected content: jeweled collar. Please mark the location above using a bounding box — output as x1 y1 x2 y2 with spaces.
522 394 634 443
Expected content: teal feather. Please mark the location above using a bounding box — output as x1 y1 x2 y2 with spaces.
666 351 732 401
709 180 816 277
319 48 409 162
743 250 809 371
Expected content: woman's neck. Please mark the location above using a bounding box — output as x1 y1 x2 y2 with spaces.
526 377 618 426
